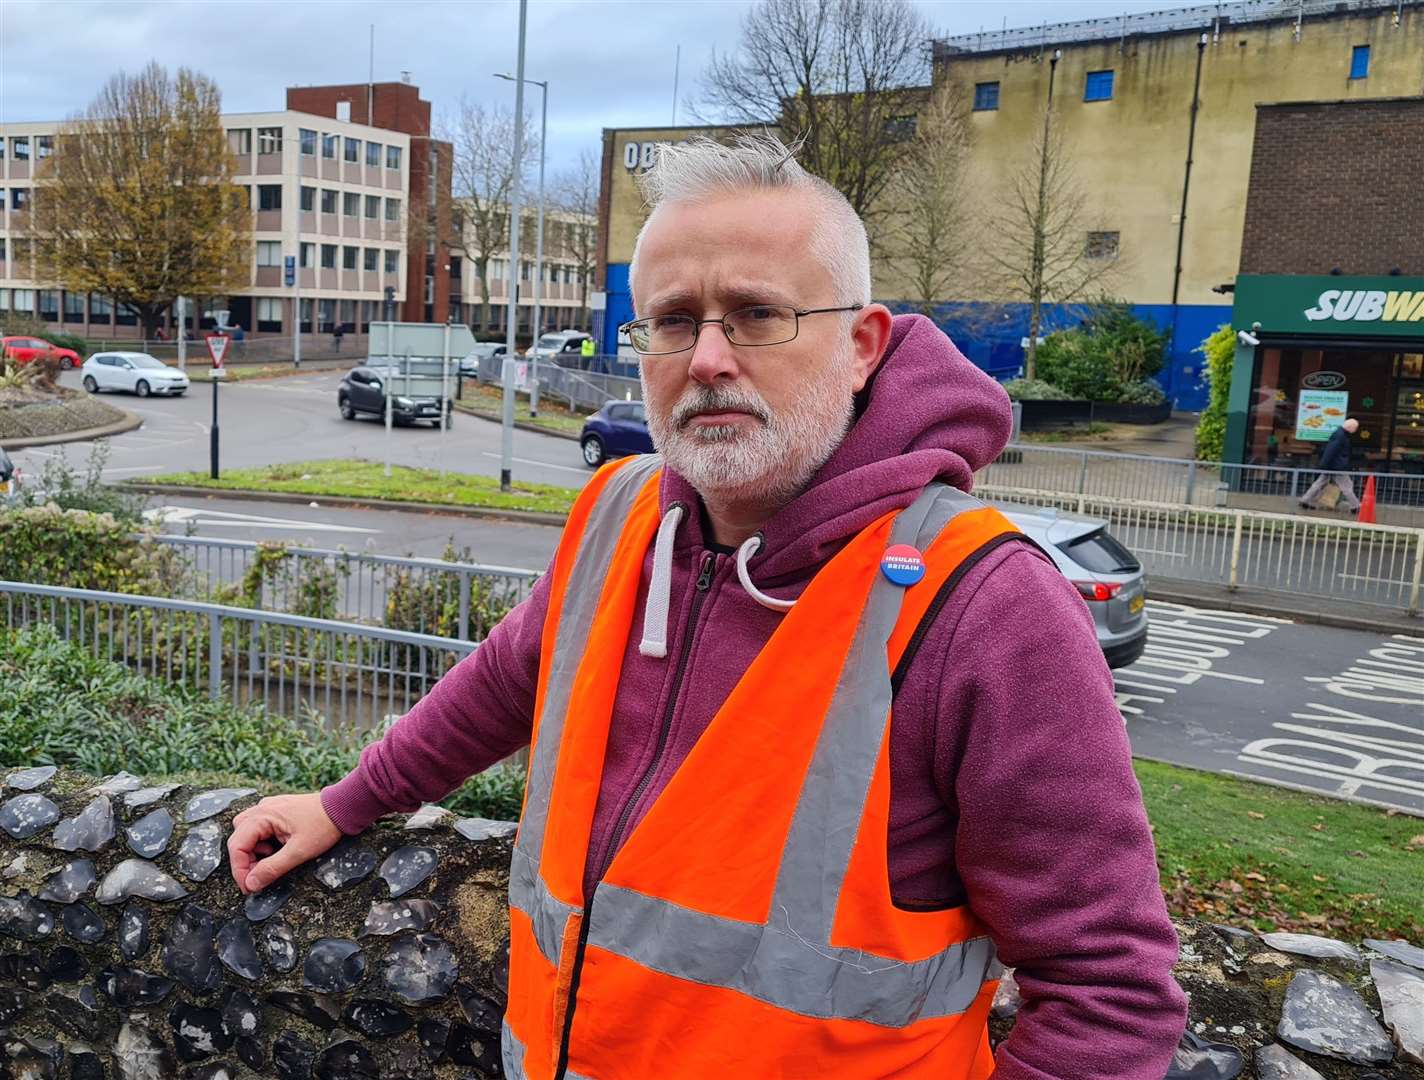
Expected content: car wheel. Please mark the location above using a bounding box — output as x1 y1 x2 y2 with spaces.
60 356 75 370
581 434 607 468
339 397 356 420
135 380 151 398
82 375 99 393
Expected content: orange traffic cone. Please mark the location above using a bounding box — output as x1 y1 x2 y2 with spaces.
1357 475 1377 524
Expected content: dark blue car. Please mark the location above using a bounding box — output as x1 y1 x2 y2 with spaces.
580 400 653 467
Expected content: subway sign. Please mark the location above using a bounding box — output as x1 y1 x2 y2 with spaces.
1234 274 1424 338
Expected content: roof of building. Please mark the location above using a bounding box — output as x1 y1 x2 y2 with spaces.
932 0 1413 57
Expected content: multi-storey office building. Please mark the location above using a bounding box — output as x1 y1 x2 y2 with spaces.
0 106 411 343
461 206 598 338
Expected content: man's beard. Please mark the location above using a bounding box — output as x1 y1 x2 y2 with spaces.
642 350 856 506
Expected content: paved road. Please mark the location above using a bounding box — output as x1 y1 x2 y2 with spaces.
10 370 595 492
117 498 1424 816
1117 600 1423 815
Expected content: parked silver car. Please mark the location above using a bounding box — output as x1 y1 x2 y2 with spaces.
1000 506 1148 669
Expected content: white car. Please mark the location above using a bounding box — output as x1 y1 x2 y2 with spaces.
81 352 190 397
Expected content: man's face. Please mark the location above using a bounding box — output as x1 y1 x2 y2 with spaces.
632 189 881 504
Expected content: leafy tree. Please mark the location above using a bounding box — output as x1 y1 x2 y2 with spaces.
552 148 600 332
29 63 250 340
700 0 930 232
1036 301 1167 403
1194 325 1235 461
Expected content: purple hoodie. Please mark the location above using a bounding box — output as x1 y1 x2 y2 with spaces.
323 315 1187 1077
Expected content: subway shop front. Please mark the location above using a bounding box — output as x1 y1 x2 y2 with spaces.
1225 275 1424 498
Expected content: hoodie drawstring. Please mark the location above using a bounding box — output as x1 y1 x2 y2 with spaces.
736 535 796 612
638 509 795 659
638 504 685 658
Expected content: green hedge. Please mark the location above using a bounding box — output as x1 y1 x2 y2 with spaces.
0 625 523 821
1195 325 1234 462
1036 302 1168 404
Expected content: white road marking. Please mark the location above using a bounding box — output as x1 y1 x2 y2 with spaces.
144 506 378 534
99 465 165 475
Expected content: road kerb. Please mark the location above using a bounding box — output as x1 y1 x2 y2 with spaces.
452 402 581 442
1 407 144 450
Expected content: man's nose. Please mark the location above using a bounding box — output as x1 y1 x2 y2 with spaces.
686 320 741 384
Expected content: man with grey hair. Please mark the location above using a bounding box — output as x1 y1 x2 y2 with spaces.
230 133 1186 1078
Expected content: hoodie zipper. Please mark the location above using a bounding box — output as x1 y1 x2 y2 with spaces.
554 549 717 1079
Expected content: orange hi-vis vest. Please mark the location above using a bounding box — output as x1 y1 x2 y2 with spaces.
504 454 1024 1079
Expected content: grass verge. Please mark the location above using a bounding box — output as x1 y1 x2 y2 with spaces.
456 380 589 436
1138 759 1423 941
145 458 579 516
186 363 335 383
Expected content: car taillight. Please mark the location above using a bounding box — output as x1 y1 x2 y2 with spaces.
1073 581 1122 602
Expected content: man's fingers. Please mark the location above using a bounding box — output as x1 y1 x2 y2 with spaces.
227 813 282 891
242 838 313 895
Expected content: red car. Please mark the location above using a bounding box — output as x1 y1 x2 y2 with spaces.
1 335 82 369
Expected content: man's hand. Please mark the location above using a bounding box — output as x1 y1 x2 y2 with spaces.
227 793 342 895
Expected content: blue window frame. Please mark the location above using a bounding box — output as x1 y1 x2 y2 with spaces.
1349 44 1370 79
973 81 1000 111
1084 70 1115 102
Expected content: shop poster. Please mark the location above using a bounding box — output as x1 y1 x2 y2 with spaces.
1295 389 1349 441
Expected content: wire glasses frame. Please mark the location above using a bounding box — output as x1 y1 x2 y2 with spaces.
619 304 864 356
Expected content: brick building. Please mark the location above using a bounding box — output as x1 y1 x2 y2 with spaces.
287 80 453 326
1224 96 1424 478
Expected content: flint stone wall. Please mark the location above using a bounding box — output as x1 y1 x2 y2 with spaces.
1 767 1421 1080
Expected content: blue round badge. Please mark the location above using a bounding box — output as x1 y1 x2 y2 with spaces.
881 544 926 586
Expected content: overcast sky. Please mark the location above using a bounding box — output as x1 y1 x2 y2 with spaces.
1 0 1199 176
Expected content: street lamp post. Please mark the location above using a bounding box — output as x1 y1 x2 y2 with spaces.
495 71 547 418
498 0 529 493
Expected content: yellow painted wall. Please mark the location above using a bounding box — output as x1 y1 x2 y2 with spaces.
929 6 1424 306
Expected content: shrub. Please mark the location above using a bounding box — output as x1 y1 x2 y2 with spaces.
0 501 184 594
1117 379 1167 406
12 442 148 522
1002 378 1071 401
1036 301 1169 403
1195 325 1234 462
0 624 523 820
0 313 89 357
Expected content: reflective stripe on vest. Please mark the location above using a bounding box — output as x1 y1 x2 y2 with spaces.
507 455 1018 1079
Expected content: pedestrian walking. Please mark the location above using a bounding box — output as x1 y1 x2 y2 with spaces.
1298 417 1362 513
332 322 344 352
228 133 1186 1078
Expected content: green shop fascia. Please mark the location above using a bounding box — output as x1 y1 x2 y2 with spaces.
1226 274 1424 478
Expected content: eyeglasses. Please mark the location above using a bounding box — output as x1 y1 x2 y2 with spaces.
619 304 863 357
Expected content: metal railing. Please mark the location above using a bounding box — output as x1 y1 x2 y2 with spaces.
981 485 1424 615
979 444 1424 515
474 353 641 413
148 535 538 641
1 581 476 729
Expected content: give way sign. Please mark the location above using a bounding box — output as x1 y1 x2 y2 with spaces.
205 333 231 368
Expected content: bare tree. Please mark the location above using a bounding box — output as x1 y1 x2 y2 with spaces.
30 63 250 339
982 115 1120 380
440 98 539 332
700 0 930 231
881 92 973 316
552 148 599 332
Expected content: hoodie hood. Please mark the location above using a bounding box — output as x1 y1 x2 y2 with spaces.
658 313 1013 583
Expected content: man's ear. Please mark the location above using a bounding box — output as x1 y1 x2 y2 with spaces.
849 304 894 393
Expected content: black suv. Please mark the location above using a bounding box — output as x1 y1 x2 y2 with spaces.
338 365 454 428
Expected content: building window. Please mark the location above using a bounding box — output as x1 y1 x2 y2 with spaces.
90 294 112 318
320 188 337 214
300 185 315 212
424 277 435 304
36 136 53 160
227 129 251 155
365 195 380 219
12 137 29 161
0 239 6 262
364 248 378 272
1350 44 1370 79
257 127 283 155
365 141 381 167
883 115 917 141
344 137 360 164
1084 70 1115 102
339 299 356 324
256 241 282 267
343 192 359 217
63 292 85 321
300 128 317 155
256 297 283 332
257 185 282 211
384 198 400 222
0 137 6 160
12 188 30 211
322 133 337 159
1085 231 1120 260
38 290 60 320
300 241 315 268
386 145 402 170
974 81 1000 111
12 289 35 313
384 250 398 274
343 246 358 270
320 244 337 269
